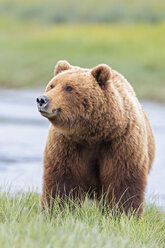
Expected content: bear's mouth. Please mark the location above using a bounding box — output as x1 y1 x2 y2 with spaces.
39 108 61 118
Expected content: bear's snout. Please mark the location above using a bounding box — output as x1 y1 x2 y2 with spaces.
36 95 49 111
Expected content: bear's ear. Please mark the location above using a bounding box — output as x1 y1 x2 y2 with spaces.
91 64 111 88
54 60 72 76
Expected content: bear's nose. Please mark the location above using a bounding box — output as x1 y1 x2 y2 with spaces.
36 95 49 109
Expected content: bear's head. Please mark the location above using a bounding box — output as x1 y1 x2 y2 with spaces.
36 60 121 142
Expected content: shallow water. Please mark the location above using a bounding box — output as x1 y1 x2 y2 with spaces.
0 89 165 208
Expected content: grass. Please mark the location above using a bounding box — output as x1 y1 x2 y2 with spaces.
0 0 165 24
0 190 164 248
0 18 165 101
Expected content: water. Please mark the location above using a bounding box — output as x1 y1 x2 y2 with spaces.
0 89 165 209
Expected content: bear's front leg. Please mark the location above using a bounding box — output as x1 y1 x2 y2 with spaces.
41 135 88 210
42 150 79 209
42 164 78 210
99 156 148 216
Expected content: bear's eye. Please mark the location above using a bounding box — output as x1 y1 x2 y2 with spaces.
65 86 73 92
50 85 54 89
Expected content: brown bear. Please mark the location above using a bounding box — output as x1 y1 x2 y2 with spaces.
36 60 155 215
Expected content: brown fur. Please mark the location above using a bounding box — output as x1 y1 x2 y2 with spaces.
39 60 155 215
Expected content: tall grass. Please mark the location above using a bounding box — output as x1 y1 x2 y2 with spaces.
0 190 165 248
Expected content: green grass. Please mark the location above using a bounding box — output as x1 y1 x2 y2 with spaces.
0 18 165 100
0 0 165 24
0 190 164 248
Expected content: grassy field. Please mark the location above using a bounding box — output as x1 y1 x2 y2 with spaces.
0 18 165 101
0 0 165 24
0 190 164 248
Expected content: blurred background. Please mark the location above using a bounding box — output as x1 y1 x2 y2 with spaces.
0 0 165 208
